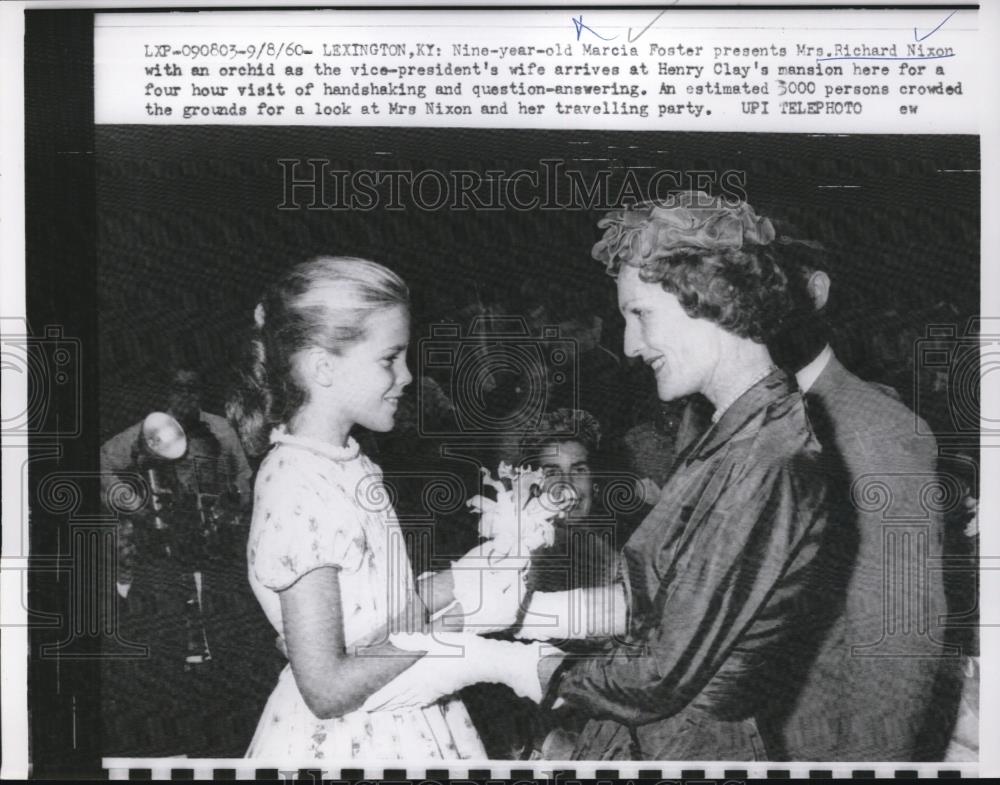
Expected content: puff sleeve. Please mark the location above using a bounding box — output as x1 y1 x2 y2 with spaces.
249 461 368 591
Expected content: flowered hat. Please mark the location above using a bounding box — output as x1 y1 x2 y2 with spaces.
591 191 776 272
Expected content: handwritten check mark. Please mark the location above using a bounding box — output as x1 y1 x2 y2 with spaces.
627 2 680 43
914 9 956 42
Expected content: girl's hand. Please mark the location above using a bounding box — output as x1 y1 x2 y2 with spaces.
361 635 544 712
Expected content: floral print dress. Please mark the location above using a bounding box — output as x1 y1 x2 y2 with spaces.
245 429 485 761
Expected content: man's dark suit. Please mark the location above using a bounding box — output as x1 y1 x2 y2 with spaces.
766 354 956 761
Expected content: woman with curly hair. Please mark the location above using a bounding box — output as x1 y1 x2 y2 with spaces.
530 192 835 760
365 193 836 761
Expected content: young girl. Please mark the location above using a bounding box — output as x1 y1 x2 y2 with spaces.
228 257 542 761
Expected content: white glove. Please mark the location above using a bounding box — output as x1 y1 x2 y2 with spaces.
515 585 628 641
361 634 544 712
446 463 576 634
444 540 529 634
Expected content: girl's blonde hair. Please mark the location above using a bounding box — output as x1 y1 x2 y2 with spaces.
227 257 409 456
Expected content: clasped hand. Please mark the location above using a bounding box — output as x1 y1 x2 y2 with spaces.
361 633 544 712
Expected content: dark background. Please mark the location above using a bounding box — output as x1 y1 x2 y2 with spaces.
95 126 980 435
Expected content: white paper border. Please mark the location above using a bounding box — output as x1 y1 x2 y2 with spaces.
2 0 998 779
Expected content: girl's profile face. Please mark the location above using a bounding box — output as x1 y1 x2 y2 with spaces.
331 305 412 434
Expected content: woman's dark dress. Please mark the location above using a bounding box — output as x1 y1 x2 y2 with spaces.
556 371 833 761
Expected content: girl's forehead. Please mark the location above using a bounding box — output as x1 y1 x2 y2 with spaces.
360 304 410 341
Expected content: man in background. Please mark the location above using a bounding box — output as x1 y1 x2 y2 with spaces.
760 234 957 760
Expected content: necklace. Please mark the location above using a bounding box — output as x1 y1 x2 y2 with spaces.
711 365 777 423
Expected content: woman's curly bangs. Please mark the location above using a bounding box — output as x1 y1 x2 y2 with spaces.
635 248 793 343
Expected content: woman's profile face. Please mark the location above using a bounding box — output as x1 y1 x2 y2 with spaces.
617 264 721 402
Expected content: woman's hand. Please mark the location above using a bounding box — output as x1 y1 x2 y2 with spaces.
445 540 529 633
514 584 628 641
